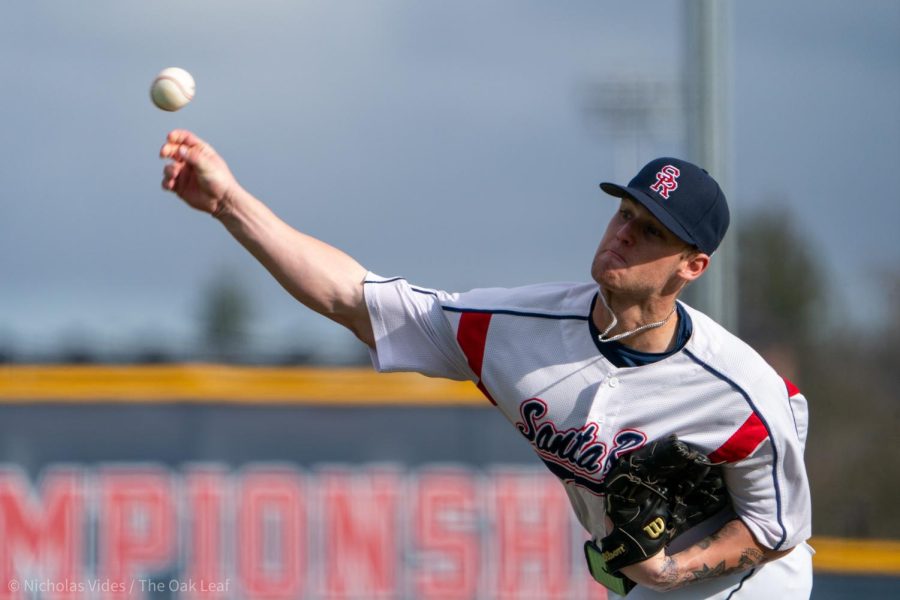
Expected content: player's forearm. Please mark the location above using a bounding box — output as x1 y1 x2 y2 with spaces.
214 186 373 342
624 519 789 592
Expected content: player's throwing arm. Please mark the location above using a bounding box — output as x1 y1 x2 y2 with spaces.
158 130 374 346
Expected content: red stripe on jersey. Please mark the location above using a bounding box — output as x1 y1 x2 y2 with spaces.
708 412 768 463
783 377 801 397
457 312 496 405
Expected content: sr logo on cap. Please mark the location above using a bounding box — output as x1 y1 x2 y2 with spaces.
599 157 730 254
649 165 680 199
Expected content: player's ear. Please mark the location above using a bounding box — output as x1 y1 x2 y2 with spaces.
678 248 709 282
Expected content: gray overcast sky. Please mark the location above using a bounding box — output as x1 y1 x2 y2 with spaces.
1 1 898 360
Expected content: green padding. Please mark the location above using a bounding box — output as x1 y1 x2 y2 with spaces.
584 540 635 596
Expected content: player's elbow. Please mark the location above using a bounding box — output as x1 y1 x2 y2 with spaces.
323 290 375 349
336 310 375 348
759 544 793 564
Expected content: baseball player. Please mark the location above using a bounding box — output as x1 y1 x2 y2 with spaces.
160 130 813 598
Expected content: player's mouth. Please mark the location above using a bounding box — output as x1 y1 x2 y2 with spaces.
603 248 626 264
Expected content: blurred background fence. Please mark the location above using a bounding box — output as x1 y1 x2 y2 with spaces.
1 366 898 599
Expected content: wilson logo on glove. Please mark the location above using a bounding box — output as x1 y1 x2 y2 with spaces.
602 544 627 562
643 517 666 539
595 434 732 582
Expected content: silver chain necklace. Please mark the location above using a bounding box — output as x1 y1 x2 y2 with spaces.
596 290 677 343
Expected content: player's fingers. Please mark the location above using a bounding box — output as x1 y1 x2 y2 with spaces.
159 141 194 160
164 143 216 171
159 142 179 160
161 166 179 190
159 130 207 160
161 171 177 191
159 143 198 165
166 129 202 146
163 162 182 179
160 161 188 191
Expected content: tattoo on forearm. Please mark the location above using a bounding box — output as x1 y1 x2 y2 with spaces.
688 547 765 583
738 547 765 569
696 522 728 551
656 520 771 591
659 556 681 588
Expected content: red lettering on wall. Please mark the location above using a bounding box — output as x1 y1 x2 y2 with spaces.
492 470 572 600
413 469 480 600
185 467 228 599
0 460 612 599
0 468 84 600
238 468 305 600
320 468 399 599
98 467 174 600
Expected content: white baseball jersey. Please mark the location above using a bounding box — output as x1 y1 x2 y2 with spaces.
363 273 813 598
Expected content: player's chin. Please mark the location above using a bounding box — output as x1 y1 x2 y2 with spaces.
592 272 624 293
591 259 624 287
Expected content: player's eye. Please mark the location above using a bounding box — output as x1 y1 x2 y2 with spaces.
619 209 632 220
646 226 663 238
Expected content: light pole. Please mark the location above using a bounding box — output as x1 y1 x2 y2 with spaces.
682 0 737 331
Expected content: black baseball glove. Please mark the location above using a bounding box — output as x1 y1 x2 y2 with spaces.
599 434 731 576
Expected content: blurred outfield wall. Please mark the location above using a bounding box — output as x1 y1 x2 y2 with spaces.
0 366 897 600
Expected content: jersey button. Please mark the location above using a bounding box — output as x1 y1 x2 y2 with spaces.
608 377 619 388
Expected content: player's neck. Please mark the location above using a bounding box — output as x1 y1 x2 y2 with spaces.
593 289 680 353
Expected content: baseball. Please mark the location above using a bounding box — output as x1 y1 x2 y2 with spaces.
150 67 195 112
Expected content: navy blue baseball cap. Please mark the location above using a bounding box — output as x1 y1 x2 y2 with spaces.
600 157 730 255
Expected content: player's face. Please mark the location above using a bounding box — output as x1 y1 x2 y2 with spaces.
591 198 701 296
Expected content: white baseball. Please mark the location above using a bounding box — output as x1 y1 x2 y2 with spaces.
150 67 195 112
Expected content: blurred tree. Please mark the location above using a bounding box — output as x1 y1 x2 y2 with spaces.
197 268 254 362
737 204 827 354
878 270 900 379
56 327 98 364
736 207 900 538
817 270 900 537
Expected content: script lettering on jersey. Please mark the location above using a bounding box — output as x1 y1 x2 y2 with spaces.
515 399 649 495
602 430 647 477
515 399 608 494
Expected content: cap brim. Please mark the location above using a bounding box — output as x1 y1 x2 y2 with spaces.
599 183 697 248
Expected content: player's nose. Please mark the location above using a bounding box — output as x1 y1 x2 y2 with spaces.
615 221 636 245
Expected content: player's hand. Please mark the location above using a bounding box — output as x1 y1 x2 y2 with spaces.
159 129 239 217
